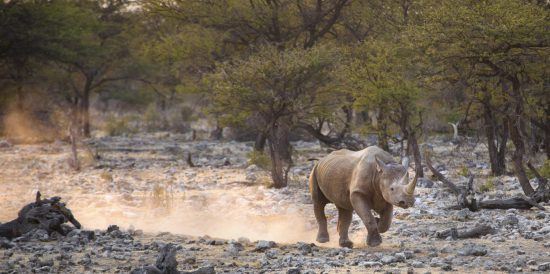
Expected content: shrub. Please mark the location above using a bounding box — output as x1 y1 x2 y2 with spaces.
247 150 272 170
479 178 495 192
526 159 550 180
540 160 550 178
144 103 163 131
104 115 135 136
458 166 469 177
150 182 174 209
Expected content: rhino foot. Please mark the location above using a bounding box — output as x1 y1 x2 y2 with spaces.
367 232 382 247
316 234 329 243
339 239 353 248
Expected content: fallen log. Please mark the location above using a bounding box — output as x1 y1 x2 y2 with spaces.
436 224 494 239
0 192 81 239
425 149 549 211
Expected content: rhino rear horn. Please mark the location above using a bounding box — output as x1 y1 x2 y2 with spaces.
401 156 410 169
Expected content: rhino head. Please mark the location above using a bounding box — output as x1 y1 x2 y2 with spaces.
375 156 418 209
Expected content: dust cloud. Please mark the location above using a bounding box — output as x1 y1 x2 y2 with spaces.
0 110 341 245
1 105 62 142
69 189 319 244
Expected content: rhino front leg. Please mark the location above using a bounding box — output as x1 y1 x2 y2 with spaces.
313 202 329 243
377 205 393 233
351 192 382 247
337 207 353 248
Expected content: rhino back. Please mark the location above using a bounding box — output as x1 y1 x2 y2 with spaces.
315 149 362 209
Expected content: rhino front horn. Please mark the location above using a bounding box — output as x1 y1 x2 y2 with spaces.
406 173 418 195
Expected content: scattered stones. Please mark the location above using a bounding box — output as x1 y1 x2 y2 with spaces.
287 268 301 274
254 240 276 251
410 260 424 268
0 140 12 148
107 225 120 233
237 237 250 245
502 214 519 226
381 255 397 264
295 242 313 255
359 261 383 268
226 241 244 256
0 136 548 273
538 262 550 271
417 178 435 188
182 266 216 274
0 238 15 249
458 244 488 256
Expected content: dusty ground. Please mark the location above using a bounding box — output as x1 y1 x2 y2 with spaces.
0 133 549 273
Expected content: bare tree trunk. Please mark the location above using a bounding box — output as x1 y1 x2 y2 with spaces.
68 106 80 171
507 78 534 195
268 121 291 188
408 132 423 177
210 121 223 140
509 116 534 195
80 81 92 138
377 109 390 151
542 117 550 158
254 131 267 152
481 92 507 175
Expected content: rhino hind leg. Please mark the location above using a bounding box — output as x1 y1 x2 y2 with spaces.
313 202 330 243
337 207 353 248
310 165 330 243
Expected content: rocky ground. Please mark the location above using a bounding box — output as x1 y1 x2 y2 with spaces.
0 133 549 273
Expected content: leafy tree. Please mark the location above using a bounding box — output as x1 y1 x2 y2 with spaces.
346 38 426 176
413 0 549 191
1 0 139 137
208 45 344 187
143 0 358 150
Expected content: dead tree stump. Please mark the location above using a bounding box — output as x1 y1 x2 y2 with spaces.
0 192 81 239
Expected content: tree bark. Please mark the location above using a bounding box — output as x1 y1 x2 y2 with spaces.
377 108 390 151
426 152 546 211
408 132 424 177
507 77 535 195
210 122 223 140
509 116 535 195
481 90 507 175
254 131 267 152
80 77 92 138
267 120 292 188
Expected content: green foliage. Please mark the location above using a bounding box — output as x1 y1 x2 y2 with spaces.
410 0 549 125
144 103 162 131
541 160 550 179
458 166 469 177
247 151 272 170
103 115 135 136
100 89 155 107
479 178 496 193
526 160 550 180
208 44 345 128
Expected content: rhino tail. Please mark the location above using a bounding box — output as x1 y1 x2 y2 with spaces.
308 162 318 195
309 162 329 204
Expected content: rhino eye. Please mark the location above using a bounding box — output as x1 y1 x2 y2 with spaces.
390 187 394 191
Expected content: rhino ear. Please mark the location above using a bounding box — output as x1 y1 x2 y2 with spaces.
401 156 410 169
375 156 386 173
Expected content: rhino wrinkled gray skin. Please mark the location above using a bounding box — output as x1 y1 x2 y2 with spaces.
309 146 418 248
